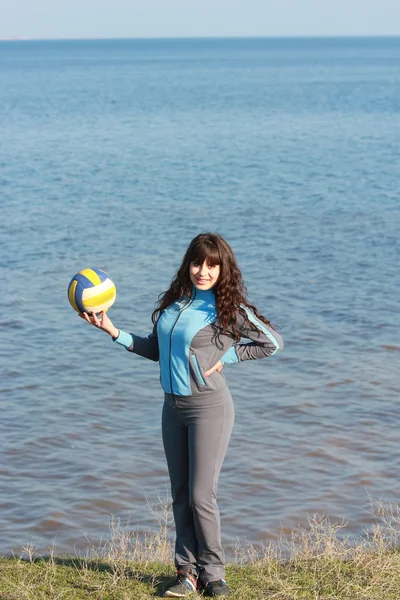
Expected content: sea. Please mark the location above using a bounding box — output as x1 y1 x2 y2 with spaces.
1 36 399 557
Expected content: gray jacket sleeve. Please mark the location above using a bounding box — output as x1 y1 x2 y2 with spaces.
221 306 283 364
113 324 159 362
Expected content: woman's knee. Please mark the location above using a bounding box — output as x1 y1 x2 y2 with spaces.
189 486 216 512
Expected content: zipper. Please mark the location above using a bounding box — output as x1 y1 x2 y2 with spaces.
169 291 196 406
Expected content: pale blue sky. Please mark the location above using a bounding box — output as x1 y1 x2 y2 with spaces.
1 0 400 39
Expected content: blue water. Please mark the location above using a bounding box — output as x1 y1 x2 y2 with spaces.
1 37 400 556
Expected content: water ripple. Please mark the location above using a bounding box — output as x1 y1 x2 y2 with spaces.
1 36 400 555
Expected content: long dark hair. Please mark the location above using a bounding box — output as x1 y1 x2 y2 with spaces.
152 233 277 341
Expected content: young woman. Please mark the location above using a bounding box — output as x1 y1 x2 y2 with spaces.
80 233 283 598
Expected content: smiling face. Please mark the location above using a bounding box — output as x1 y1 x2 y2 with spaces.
189 260 220 291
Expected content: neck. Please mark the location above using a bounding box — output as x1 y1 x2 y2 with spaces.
191 285 215 299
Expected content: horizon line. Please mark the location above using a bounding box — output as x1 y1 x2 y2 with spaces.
1 33 400 42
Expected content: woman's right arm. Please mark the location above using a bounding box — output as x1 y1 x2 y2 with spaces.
79 311 159 362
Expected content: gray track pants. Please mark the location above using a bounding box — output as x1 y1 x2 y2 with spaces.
162 387 235 583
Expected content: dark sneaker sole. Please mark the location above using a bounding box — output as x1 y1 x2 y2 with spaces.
164 591 197 598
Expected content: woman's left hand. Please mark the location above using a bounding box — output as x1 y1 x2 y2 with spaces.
204 360 223 377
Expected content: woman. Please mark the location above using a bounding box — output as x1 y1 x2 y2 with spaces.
80 233 283 597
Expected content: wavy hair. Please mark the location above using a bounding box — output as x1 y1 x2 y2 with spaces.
152 233 277 341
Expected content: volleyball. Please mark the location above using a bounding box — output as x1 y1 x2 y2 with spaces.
68 268 116 315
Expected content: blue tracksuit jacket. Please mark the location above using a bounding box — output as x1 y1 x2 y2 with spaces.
114 287 283 398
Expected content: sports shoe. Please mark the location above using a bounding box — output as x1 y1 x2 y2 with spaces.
204 579 230 596
164 568 198 597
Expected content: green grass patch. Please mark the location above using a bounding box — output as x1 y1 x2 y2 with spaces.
2 499 400 599
2 551 400 599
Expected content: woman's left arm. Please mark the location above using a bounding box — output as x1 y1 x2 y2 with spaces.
221 306 283 365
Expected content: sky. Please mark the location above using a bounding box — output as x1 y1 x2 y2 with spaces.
1 0 400 39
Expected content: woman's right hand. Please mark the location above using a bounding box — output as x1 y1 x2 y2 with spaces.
79 310 119 339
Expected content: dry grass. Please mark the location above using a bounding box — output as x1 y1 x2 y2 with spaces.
1 498 400 599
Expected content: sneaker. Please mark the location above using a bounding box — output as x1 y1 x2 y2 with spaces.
204 579 230 597
164 568 198 597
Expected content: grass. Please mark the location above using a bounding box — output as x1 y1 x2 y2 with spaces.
1 498 400 599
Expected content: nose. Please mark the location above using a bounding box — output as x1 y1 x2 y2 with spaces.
199 262 209 276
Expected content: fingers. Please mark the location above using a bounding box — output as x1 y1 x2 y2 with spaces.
204 360 223 378
91 311 103 328
79 311 102 328
99 310 108 325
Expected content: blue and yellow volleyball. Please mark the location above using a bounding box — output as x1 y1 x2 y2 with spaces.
68 268 116 314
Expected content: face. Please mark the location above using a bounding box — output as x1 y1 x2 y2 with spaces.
189 260 220 291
